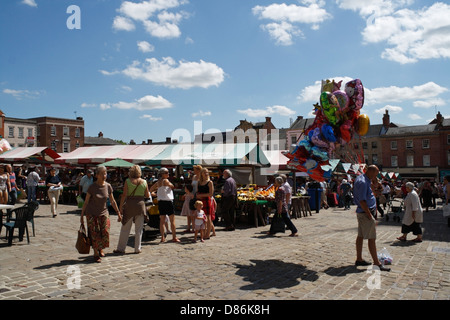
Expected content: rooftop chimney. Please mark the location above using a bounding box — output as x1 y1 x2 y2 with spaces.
98 132 103 138
165 137 171 144
382 110 390 129
147 139 153 144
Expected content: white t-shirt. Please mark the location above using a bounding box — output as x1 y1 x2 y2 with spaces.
195 210 205 226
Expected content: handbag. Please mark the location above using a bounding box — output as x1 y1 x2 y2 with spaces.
76 224 90 254
189 193 197 210
271 213 286 233
443 204 450 218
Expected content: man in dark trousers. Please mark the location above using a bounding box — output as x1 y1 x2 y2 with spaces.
221 169 237 231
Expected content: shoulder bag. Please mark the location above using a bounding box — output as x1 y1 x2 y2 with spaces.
76 223 91 254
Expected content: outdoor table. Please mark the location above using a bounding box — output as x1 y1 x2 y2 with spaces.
0 204 15 235
239 199 271 228
291 196 312 218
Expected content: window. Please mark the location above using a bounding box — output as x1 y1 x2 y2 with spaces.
407 155 414 167
8 127 14 138
391 141 397 150
18 127 24 138
63 142 70 153
51 140 57 151
75 142 80 149
63 127 69 136
362 142 368 149
391 156 398 167
371 141 377 149
423 155 430 167
27 128 33 137
372 154 378 164
448 150 450 166
37 126 40 136
406 140 413 149
422 139 430 149
75 128 80 138
447 134 450 145
50 126 56 136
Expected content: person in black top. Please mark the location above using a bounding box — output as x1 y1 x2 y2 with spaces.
46 168 62 218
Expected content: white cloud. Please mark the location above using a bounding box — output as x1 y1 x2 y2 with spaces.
413 98 446 108
81 103 96 108
365 82 448 105
140 114 163 121
192 110 212 117
3 88 43 100
253 1 332 45
117 57 225 89
374 105 403 114
408 113 422 120
237 105 295 118
137 41 155 53
113 0 189 39
22 0 37 7
338 1 450 64
113 16 136 31
102 95 173 111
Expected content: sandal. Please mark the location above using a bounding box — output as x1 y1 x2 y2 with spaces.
412 238 422 242
172 238 181 243
396 236 407 242
113 249 125 255
289 233 299 237
94 256 102 263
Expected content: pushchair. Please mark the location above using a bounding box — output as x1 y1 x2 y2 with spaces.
386 197 403 222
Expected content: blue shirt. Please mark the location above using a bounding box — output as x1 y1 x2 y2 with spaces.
353 174 376 213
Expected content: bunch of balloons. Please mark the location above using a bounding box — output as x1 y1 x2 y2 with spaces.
286 78 370 181
0 138 12 154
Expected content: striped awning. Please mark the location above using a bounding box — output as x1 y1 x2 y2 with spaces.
0 147 60 163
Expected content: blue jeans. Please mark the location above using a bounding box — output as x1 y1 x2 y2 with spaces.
27 186 37 203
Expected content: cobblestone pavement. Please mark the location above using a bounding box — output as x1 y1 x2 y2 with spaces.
1 199 449 301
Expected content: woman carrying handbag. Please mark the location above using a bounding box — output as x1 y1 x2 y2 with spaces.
114 165 151 254
80 166 120 263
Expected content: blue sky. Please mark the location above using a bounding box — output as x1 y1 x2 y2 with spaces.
1 0 449 144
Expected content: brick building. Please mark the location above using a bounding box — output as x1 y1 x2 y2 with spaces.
380 112 450 180
30 116 85 153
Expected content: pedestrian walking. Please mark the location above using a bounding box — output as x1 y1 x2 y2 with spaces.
221 169 237 231
149 168 180 243
46 168 63 218
443 175 450 227
420 181 433 212
340 179 352 210
114 165 150 254
396 182 423 242
80 166 120 263
78 169 94 200
267 176 298 237
26 166 40 203
353 165 390 272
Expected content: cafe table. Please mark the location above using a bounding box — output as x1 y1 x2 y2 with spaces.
0 204 15 235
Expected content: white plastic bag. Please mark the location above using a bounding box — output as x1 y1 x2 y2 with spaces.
443 204 450 218
377 247 393 265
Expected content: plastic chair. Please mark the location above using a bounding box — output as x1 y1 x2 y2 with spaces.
3 207 33 246
23 201 39 236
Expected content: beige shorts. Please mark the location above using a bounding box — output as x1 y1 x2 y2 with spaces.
356 211 377 239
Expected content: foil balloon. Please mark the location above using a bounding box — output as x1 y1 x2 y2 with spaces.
340 120 353 143
333 90 349 113
320 92 338 126
310 128 329 149
356 114 370 136
321 124 337 143
345 79 364 110
311 146 329 161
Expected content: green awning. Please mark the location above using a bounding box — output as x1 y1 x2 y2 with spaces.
99 158 135 168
